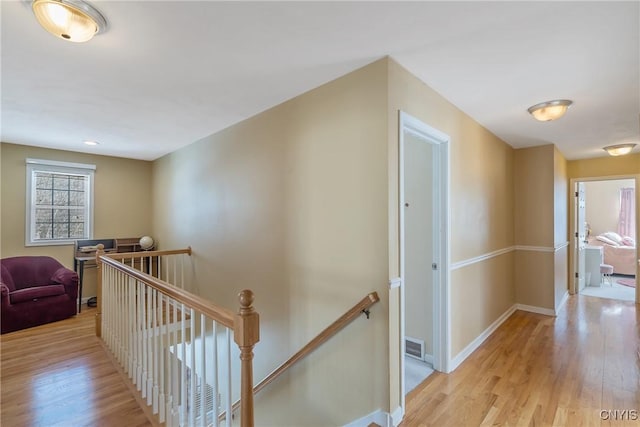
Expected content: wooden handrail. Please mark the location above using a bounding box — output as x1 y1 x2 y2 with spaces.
98 244 259 427
97 248 235 328
105 247 192 260
254 291 379 394
221 291 380 419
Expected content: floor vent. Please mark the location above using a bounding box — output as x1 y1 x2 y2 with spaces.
405 337 425 360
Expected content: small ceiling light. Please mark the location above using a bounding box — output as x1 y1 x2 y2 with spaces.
527 99 573 122
83 140 99 146
603 143 637 156
32 0 107 43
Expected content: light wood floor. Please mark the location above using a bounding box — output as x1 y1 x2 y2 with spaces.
402 295 640 427
1 306 151 427
1 295 638 427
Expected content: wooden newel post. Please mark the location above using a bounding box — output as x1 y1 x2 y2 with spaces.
234 289 260 427
95 244 104 337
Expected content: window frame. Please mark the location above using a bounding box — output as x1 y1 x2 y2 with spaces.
25 158 96 246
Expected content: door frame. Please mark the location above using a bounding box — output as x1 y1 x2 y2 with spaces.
569 175 639 303
398 111 451 415
574 181 587 292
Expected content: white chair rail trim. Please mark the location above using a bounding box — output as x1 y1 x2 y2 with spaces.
514 245 554 253
450 246 515 271
554 241 570 251
515 242 569 253
450 241 570 271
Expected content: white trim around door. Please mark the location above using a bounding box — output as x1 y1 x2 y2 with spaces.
395 111 451 425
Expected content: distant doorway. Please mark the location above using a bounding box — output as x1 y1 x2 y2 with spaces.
572 177 637 303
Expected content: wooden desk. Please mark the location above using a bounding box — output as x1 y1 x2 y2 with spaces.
74 237 152 312
74 239 116 312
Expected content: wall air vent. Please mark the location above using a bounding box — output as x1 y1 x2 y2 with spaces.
405 336 425 360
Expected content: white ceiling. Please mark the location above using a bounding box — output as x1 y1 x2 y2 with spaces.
2 1 639 161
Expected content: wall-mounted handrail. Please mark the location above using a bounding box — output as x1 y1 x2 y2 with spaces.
221 291 380 419
254 291 378 394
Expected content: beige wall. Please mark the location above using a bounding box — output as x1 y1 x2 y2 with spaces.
513 145 554 309
450 252 515 354
514 145 555 248
584 179 635 236
155 57 520 422
554 248 568 311
152 59 389 426
1 143 153 298
567 153 640 179
515 251 554 308
387 59 516 367
513 145 568 311
554 147 568 247
553 147 568 310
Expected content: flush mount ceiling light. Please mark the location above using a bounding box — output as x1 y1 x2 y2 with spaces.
32 0 107 43
527 99 573 122
83 140 99 146
603 143 637 156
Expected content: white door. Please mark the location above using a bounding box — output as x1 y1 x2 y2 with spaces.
574 182 587 292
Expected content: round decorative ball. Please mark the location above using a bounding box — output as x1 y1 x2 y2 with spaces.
139 235 154 250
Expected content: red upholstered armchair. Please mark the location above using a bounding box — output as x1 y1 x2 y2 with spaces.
1 256 78 334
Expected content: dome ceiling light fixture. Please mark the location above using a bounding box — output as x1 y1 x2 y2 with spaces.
527 99 573 122
602 143 637 156
31 0 107 43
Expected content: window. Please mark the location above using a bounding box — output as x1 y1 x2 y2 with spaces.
26 159 95 246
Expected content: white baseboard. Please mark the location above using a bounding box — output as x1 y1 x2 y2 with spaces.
450 304 517 371
390 406 403 427
424 354 434 365
515 303 555 316
555 291 569 315
344 409 392 427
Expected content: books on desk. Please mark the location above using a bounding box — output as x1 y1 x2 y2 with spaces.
79 246 117 252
